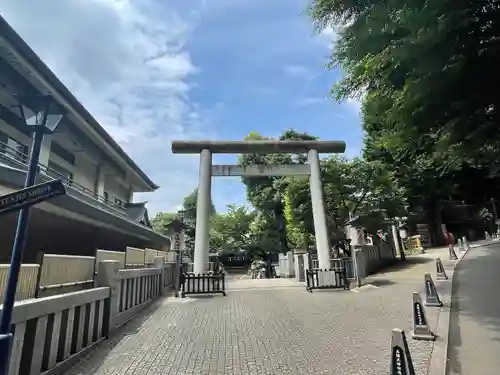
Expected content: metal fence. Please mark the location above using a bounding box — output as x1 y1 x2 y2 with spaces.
311 257 354 278
181 272 226 297
305 266 349 292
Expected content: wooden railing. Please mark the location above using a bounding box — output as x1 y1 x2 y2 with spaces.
4 287 110 375
0 264 39 304
2 257 176 375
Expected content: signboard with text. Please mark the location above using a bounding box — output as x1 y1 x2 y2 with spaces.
173 230 185 251
0 180 66 215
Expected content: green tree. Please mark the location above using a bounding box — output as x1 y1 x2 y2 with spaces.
180 189 216 252
309 0 500 243
151 212 177 235
209 204 256 252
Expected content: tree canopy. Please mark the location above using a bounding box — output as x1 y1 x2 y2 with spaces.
151 0 500 253
309 0 500 242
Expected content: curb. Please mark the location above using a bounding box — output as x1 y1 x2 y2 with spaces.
427 239 499 375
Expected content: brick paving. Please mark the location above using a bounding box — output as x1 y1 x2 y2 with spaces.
63 250 450 375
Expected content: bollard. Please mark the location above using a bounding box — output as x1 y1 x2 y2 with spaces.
457 238 464 251
462 236 470 251
390 328 416 375
448 245 458 260
424 273 443 307
411 292 436 341
435 258 448 280
485 231 491 241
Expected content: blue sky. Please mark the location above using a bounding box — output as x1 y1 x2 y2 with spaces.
1 0 362 214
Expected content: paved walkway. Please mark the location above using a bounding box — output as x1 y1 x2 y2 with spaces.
63 249 451 375
447 243 500 375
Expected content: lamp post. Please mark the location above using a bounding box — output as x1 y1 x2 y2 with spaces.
174 209 185 298
0 93 64 374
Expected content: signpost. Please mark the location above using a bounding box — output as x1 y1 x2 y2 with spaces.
0 180 66 215
0 179 66 374
173 210 186 298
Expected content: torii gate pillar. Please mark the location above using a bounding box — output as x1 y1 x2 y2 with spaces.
171 140 346 274
194 149 212 272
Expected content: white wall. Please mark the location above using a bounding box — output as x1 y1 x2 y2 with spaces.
72 154 97 192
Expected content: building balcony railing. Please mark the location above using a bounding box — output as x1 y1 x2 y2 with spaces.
0 140 128 217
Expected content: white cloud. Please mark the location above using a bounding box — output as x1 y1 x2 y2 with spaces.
0 0 215 214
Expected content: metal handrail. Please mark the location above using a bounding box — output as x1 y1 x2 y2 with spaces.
0 140 128 215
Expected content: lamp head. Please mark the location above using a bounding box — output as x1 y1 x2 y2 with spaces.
16 92 64 133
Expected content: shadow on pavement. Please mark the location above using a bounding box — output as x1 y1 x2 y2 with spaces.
376 256 431 273
368 279 397 287
447 245 500 375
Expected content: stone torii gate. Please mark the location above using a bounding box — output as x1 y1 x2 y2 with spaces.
171 140 346 274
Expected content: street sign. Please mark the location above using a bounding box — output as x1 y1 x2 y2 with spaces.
0 179 66 215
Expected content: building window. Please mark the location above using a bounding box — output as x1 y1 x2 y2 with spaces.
103 191 109 201
47 161 73 182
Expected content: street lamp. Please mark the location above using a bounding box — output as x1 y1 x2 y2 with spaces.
174 209 185 298
0 92 64 374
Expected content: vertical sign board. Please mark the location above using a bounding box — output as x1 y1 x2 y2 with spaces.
173 230 185 251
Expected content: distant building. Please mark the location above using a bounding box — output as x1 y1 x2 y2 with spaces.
0 16 170 262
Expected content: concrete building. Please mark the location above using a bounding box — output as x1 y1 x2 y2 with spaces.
0 16 170 262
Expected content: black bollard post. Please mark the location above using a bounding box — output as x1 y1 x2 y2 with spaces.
411 292 436 341
424 273 443 307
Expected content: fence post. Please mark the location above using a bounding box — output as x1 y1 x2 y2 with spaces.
95 260 120 337
353 247 365 288
154 256 166 297
34 251 44 298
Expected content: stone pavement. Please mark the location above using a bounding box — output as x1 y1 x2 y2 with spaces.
447 242 500 375
62 249 451 375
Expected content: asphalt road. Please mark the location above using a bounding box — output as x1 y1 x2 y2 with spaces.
447 243 500 375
